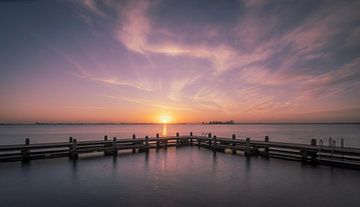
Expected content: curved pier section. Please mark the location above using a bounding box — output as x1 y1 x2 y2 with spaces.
1 133 360 169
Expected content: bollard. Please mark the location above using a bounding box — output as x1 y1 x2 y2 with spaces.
132 134 136 153
176 132 179 146
145 135 149 152
232 134 236 154
245 138 251 156
112 137 118 155
264 136 269 157
69 137 73 143
310 139 317 163
21 138 31 162
190 132 193 146
156 133 160 149
104 135 108 156
213 135 217 151
71 139 78 160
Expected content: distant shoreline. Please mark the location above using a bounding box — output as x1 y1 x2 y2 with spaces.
0 122 359 125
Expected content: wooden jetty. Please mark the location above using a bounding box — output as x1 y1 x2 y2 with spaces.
1 133 360 169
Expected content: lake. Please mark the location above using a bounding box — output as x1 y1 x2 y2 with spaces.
1 124 360 207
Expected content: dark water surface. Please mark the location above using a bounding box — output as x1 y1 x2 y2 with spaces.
1 124 360 207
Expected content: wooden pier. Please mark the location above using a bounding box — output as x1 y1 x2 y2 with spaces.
1 133 360 169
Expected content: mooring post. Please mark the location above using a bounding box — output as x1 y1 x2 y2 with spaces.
156 133 160 149
245 138 251 156
104 135 108 156
208 133 212 148
176 132 179 146
71 139 78 160
68 137 73 158
190 132 193 146
145 135 149 152
232 134 236 154
264 136 269 157
132 134 136 153
112 137 117 155
21 138 31 162
213 135 217 151
310 139 317 163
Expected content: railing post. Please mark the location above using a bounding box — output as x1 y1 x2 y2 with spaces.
156 133 160 149
264 136 269 157
21 138 31 162
112 137 117 155
213 135 217 151
245 138 251 156
176 132 179 146
310 138 317 163
190 132 193 146
132 134 136 153
232 134 236 154
145 135 149 152
71 139 78 160
104 135 108 156
208 133 212 148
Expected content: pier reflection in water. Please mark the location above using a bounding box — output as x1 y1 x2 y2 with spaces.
1 147 360 207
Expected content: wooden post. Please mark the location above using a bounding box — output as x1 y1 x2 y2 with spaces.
132 134 136 153
21 138 31 162
112 137 117 155
156 133 160 149
68 137 73 158
310 139 317 163
264 136 269 157
245 138 251 156
232 134 236 154
208 133 212 148
71 139 78 160
176 132 179 146
145 135 149 152
104 135 108 156
190 132 193 146
213 135 217 151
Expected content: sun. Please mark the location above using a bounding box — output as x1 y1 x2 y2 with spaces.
159 114 171 124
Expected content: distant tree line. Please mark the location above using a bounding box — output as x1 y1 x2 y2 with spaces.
202 120 235 125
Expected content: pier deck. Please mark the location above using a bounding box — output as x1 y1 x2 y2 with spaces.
1 133 359 169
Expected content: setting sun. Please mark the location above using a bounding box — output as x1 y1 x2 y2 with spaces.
159 114 172 124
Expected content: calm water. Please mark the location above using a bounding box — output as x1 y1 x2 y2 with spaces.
1 124 360 207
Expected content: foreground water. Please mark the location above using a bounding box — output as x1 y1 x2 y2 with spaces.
1 124 360 207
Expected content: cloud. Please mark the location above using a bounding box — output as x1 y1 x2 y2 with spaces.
68 0 360 120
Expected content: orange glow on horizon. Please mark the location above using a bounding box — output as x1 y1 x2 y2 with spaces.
158 114 172 124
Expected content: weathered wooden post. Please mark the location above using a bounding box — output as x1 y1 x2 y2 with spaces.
132 134 136 153
21 138 31 162
176 132 179 146
145 135 149 152
245 137 251 156
156 133 160 149
112 137 117 155
310 138 317 163
190 132 193 146
232 134 236 154
71 139 78 160
264 136 269 157
104 135 108 155
208 133 212 148
213 135 217 151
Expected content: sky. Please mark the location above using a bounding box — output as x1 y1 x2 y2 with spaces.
0 0 360 123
